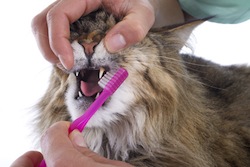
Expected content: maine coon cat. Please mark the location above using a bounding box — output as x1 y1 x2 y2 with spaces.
35 9 250 167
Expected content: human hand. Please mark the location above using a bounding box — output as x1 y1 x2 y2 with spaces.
32 0 184 70
31 0 154 70
41 121 133 167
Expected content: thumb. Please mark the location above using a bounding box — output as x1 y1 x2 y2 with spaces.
69 130 87 147
104 4 155 53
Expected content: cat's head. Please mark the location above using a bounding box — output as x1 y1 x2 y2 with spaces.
61 9 201 128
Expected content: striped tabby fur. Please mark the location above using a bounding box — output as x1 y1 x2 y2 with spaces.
35 9 250 167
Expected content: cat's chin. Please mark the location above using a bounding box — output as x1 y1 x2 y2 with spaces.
66 98 127 128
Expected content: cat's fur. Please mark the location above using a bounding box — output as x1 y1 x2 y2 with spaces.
35 9 250 167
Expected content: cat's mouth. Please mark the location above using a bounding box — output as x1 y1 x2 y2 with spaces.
74 67 107 100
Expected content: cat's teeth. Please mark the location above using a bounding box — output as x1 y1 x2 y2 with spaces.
78 91 83 98
75 72 79 77
99 67 105 79
95 92 100 99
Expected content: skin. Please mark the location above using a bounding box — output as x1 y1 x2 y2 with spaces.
10 151 43 167
31 0 184 70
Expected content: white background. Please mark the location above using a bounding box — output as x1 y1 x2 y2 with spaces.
0 0 249 166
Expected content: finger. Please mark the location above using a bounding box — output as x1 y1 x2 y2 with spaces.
104 1 155 53
31 1 60 64
41 121 96 167
69 132 133 167
69 129 118 164
46 0 102 69
69 129 87 147
41 121 73 166
69 130 108 163
41 121 71 156
10 151 43 167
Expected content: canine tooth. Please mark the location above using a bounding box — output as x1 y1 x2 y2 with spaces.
95 92 100 99
99 67 105 79
75 71 79 77
78 91 83 97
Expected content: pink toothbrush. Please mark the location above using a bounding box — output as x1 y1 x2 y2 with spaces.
39 67 128 167
69 67 128 132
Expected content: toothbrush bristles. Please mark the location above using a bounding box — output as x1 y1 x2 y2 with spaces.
98 68 128 93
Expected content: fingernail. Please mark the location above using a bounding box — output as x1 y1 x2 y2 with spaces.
58 54 73 70
70 130 86 147
106 34 126 52
56 63 66 71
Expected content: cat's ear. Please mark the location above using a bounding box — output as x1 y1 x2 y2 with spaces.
151 19 205 51
168 19 205 43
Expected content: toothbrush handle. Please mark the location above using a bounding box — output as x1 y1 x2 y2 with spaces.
39 159 46 167
69 90 111 133
39 90 111 167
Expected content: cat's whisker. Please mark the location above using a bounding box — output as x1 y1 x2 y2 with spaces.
157 56 213 68
125 56 222 90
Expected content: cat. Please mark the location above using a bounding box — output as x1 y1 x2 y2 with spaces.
35 9 250 167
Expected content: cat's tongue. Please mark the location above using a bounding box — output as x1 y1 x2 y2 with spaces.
80 71 102 97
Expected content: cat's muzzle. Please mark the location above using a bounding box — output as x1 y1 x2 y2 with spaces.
74 67 107 100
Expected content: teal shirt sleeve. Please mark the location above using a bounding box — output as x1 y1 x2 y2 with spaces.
178 0 250 24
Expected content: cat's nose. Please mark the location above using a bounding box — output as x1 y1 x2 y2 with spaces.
81 42 98 58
